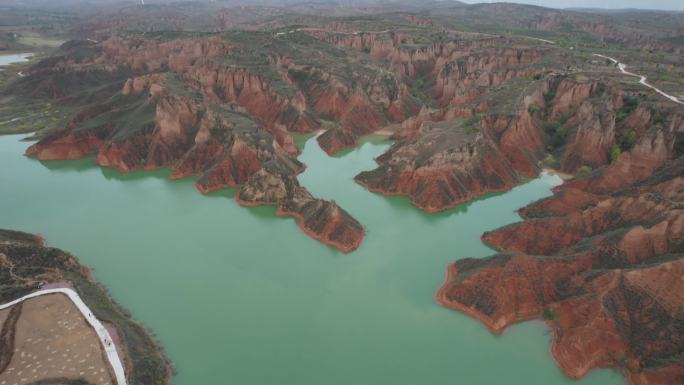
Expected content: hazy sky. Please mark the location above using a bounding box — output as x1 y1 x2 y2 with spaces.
461 0 684 11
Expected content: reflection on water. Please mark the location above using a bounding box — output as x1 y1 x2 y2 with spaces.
204 188 236 200
99 166 171 182
331 135 390 158
293 132 317 151
36 157 98 173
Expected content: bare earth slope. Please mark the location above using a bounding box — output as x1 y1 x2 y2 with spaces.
437 157 684 385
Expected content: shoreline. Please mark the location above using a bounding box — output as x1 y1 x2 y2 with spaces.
355 175 521 214
542 167 574 181
276 205 363 253
434 264 604 382
234 194 363 253
434 264 506 335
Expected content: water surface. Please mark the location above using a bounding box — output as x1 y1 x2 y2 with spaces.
0 53 32 67
0 134 625 385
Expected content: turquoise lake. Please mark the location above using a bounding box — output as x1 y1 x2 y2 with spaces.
0 53 31 67
0 133 626 385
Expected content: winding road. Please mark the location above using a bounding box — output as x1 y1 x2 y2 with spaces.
0 288 128 385
594 53 684 105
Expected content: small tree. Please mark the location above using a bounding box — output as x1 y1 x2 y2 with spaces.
576 165 592 179
542 120 561 135
527 103 541 118
552 126 567 148
618 130 636 151
609 145 622 164
543 307 556 321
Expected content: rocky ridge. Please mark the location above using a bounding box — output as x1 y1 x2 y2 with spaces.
437 157 684 385
21 34 375 252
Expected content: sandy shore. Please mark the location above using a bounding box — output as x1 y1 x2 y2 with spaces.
542 167 574 180
373 127 397 137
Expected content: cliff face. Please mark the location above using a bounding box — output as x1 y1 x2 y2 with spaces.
545 79 619 172
317 30 545 104
21 32 384 252
355 66 684 212
538 78 684 175
432 48 543 107
281 57 408 155
431 67 684 384
355 111 544 211
27 86 363 251
19 32 605 254
236 168 364 252
563 106 684 192
185 63 319 140
437 152 684 384
318 31 556 211
97 36 234 72
28 31 553 249
17 31 683 258
354 90 544 212
311 30 550 154
315 30 509 81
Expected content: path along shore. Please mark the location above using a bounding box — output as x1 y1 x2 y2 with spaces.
0 287 128 385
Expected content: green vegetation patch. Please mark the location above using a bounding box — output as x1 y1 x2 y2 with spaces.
408 76 436 108
482 76 544 116
609 144 622 164
212 51 295 98
576 165 593 179
543 119 567 149
543 307 557 321
616 95 640 122
163 72 201 100
463 113 484 134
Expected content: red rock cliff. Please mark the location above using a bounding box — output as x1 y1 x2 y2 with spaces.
437 154 684 385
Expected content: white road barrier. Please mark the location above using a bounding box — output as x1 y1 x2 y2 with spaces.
0 288 128 385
